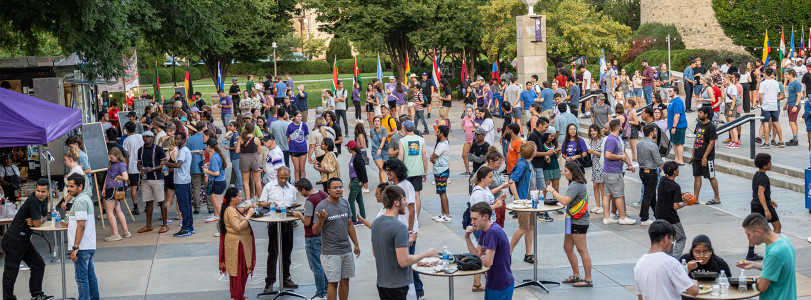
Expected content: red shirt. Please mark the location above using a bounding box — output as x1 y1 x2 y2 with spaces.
108 107 120 127
555 75 567 88
711 86 722 112
642 67 655 88
304 190 329 238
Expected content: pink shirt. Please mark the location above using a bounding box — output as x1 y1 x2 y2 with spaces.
463 116 475 143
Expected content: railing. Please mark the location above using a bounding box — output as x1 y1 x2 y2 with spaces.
715 114 763 159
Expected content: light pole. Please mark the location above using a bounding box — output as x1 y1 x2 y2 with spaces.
272 42 278 78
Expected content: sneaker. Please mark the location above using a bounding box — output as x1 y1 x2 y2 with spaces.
754 137 762 144
602 218 619 225
173 230 192 237
352 221 361 227
362 188 370 193
640 220 654 226
263 283 274 294
205 215 220 223
585 111 591 117
417 295 426 300
122 232 132 238
31 295 54 300
193 209 200 214
618 217 637 225
104 234 122 241
633 201 642 207
722 138 732 144
775 142 785 148
214 231 220 237
460 171 471 176
726 142 740 149
786 139 799 146
538 214 554 222
758 143 769 149
594 207 604 214
770 140 776 146
432 214 443 221
132 209 140 216
438 215 452 223
166 219 172 224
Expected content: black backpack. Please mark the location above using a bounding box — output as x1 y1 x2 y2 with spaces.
454 253 483 271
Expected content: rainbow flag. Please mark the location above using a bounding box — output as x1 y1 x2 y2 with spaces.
404 54 410 83
332 56 339 95
762 30 771 64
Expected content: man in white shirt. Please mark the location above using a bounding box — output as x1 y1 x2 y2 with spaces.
122 121 144 214
634 220 698 300
63 174 99 300
757 67 784 148
579 65 592 93
261 135 285 182
257 167 299 289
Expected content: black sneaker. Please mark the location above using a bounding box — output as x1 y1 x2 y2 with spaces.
31 295 54 300
284 279 299 289
758 143 769 149
173 230 191 237
770 140 776 146
754 137 762 144
775 142 785 148
263 282 275 293
426 113 431 119
193 209 200 214
746 253 764 261
786 139 799 146
132 207 140 215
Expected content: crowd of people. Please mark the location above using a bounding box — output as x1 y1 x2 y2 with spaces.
2 53 806 300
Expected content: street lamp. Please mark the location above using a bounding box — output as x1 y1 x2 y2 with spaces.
521 0 538 15
272 42 278 78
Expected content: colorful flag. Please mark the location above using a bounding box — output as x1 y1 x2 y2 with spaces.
153 62 161 102
779 29 786 64
353 56 362 87
332 56 339 95
789 28 795 59
599 49 606 81
801 27 805 52
217 62 223 91
431 54 441 89
376 54 384 83
570 56 576 80
184 65 191 101
762 30 771 64
490 62 499 84
461 51 468 87
808 27 810 53
404 54 410 83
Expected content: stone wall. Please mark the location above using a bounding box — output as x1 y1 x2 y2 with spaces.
640 0 745 53
516 15 547 86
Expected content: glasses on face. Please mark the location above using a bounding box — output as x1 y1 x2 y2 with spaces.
692 250 711 257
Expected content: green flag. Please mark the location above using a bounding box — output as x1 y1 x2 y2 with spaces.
154 63 161 104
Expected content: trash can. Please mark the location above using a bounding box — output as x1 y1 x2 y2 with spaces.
806 168 811 213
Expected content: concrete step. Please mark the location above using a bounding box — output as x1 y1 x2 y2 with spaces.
576 123 804 193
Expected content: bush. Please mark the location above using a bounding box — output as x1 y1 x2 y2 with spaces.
336 58 377 74
631 23 685 51
325 38 353 61
622 36 655 64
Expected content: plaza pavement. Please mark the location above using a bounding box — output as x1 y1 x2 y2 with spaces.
4 102 811 299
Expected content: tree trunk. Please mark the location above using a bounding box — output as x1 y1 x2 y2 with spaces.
202 54 232 92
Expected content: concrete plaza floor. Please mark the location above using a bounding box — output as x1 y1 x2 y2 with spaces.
4 103 811 299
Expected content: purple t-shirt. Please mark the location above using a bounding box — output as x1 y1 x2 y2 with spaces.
348 154 357 179
286 122 310 154
105 162 127 188
478 223 514 290
219 96 233 115
602 134 623 173
352 89 360 101
563 138 588 160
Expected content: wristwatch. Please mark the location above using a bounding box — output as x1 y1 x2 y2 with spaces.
72 246 79 251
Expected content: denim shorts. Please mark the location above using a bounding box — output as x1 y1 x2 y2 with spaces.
761 110 779 122
372 147 389 161
632 88 643 97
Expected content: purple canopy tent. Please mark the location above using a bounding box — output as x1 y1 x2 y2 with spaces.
0 88 82 147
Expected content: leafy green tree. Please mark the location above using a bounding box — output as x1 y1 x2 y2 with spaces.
410 0 486 76
589 0 640 30
326 37 353 60
0 25 63 58
275 33 305 61
713 0 811 60
303 37 328 60
480 0 524 69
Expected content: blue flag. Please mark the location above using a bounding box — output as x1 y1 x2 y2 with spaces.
376 54 384 82
789 29 795 59
217 62 223 91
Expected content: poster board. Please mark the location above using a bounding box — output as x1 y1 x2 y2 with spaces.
133 99 149 116
117 111 131 134
80 123 109 172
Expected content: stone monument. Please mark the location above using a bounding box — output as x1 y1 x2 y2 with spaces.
516 0 547 86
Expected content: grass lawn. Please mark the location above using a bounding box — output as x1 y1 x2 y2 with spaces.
150 72 394 108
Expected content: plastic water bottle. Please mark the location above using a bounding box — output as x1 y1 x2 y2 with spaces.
681 259 688 273
718 270 729 296
441 246 452 270
738 269 748 294
51 207 60 226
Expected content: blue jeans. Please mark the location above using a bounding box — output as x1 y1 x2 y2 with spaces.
643 86 653 105
175 183 194 232
305 237 328 297
223 113 232 127
414 110 429 133
533 168 546 191
409 241 424 296
230 158 243 189
74 250 99 300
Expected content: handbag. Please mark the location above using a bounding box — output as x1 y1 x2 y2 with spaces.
575 138 593 168
205 180 214 196
114 186 126 200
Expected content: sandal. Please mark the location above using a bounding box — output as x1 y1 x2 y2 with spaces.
705 199 721 205
573 280 593 287
562 275 581 283
137 226 153 233
523 254 535 264
472 284 485 292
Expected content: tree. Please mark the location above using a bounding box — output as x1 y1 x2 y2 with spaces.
713 0 811 60
410 0 486 77
480 0 525 70
303 0 433 81
275 33 305 61
326 37 353 60
302 37 328 60
0 0 155 79
541 0 631 66
586 0 640 30
0 25 63 58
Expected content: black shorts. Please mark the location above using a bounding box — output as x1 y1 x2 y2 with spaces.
571 224 589 234
164 174 175 190
423 95 432 105
691 160 716 179
366 103 375 112
209 181 226 195
388 100 397 109
750 202 779 222
407 176 423 192
377 285 408 300
128 174 140 187
442 100 452 108
290 152 307 157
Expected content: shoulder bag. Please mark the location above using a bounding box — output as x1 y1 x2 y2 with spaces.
575 138 592 168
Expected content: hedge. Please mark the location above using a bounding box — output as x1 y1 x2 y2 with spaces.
623 49 755 74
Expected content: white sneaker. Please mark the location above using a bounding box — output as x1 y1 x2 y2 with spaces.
594 207 604 214
640 220 654 226
417 295 426 300
432 215 443 221
214 232 220 237
602 218 618 225
807 236 811 244
104 234 122 241
619 217 637 225
205 215 219 223
362 188 370 193
438 215 452 223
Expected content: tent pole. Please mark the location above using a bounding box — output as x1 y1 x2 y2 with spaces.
43 145 53 212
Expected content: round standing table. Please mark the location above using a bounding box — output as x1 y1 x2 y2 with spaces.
412 264 489 300
506 202 564 293
251 212 304 300
32 221 72 300
681 281 761 299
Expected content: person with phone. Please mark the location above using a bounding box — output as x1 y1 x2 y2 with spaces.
371 185 438 299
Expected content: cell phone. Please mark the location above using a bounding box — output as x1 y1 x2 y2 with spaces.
444 269 458 274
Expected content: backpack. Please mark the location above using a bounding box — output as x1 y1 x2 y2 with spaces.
656 126 672 157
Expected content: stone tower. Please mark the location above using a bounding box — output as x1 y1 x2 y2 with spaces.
640 0 745 53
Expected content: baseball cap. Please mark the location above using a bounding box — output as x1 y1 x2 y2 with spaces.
232 78 238 81
474 127 487 135
389 76 395 80
345 140 358 150
402 120 415 131
546 127 557 134
261 135 275 141
477 76 484 81
142 130 155 137
421 72 428 76
127 111 137 117
189 107 200 113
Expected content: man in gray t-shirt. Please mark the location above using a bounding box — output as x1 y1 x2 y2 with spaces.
590 95 612 128
314 197 353 255
313 178 361 290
